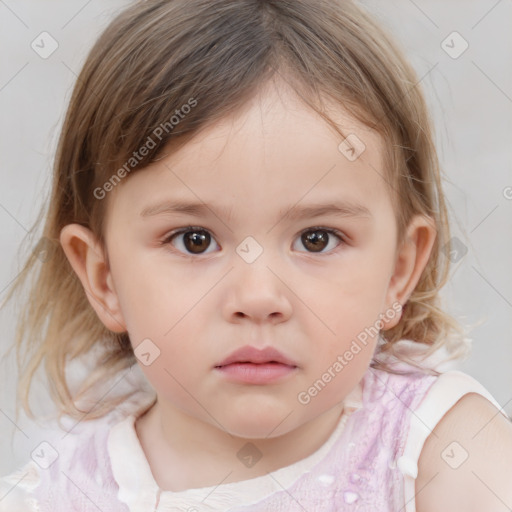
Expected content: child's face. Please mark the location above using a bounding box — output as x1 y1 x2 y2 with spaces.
100 80 414 438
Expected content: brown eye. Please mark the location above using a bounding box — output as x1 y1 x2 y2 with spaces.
296 228 344 254
301 230 328 252
182 230 211 253
164 227 218 255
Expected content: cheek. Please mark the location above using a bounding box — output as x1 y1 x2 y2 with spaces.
108 252 211 364
123 297 206 410
307 262 391 333
110 251 205 339
135 353 207 419
297 263 390 383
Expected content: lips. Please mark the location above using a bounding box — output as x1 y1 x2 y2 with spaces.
214 345 298 385
215 345 298 368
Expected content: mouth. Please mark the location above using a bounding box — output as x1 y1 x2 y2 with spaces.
214 346 298 385
214 361 298 384
215 345 298 367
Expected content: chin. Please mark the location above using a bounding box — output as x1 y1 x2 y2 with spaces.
221 407 298 440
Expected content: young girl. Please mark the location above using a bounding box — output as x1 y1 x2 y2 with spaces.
1 0 511 510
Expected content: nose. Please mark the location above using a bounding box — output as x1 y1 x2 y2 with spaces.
223 261 293 325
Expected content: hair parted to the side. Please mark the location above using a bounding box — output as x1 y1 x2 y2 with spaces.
2 0 471 423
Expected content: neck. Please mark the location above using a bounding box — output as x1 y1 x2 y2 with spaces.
135 399 345 492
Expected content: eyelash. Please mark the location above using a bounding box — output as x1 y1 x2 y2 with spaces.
160 225 347 257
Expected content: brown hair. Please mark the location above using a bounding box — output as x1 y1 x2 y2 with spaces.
2 0 470 423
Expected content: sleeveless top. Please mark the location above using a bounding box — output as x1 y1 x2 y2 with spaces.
0 347 508 511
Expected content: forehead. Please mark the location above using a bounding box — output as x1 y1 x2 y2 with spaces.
106 80 391 227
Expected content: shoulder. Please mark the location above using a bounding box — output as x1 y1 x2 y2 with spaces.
416 391 512 512
0 461 41 512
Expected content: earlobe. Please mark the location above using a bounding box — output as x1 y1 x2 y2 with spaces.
59 224 127 333
381 214 437 330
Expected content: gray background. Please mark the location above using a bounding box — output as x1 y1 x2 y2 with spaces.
1 0 511 476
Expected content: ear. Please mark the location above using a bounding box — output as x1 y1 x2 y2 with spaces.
381 214 437 330
59 224 127 333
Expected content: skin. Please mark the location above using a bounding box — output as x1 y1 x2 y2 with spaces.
60 77 436 492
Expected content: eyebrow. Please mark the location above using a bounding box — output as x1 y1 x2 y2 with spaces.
140 199 373 222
